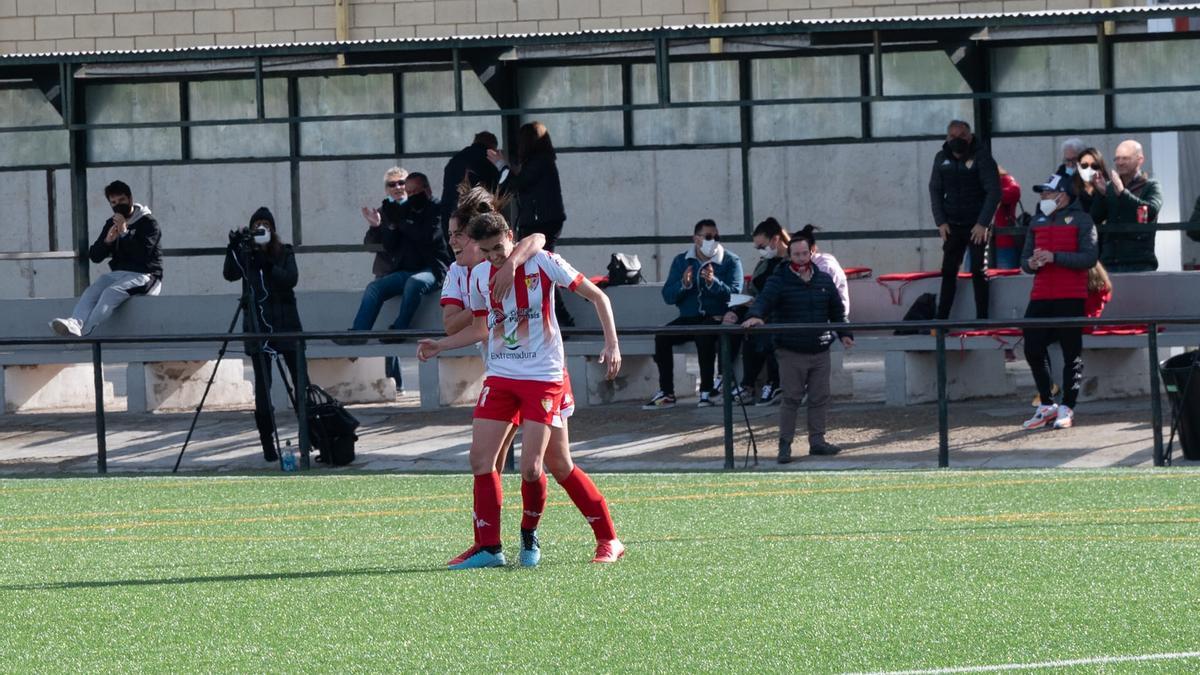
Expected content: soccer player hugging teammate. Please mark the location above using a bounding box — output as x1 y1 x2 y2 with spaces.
418 200 624 570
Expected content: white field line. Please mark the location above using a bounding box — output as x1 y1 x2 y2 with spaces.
850 650 1200 675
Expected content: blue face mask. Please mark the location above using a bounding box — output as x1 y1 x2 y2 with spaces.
1064 166 1076 176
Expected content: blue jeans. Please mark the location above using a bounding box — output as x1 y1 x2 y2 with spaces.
993 246 1020 271
351 269 437 331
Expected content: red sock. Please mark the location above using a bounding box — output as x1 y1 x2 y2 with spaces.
558 466 616 541
520 473 548 531
472 472 502 548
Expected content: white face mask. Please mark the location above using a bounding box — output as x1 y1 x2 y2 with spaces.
699 238 718 257
253 228 272 246
1078 167 1096 182
1039 199 1058 216
756 246 777 259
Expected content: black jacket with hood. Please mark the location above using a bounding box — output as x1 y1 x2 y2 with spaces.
223 207 302 352
748 264 851 354
88 204 163 288
499 154 566 236
439 142 501 231
378 193 450 282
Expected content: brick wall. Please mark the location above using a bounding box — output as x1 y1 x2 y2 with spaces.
0 0 1125 54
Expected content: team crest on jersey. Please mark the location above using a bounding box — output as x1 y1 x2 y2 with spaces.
1065 216 1074 224
525 275 540 292
541 398 553 413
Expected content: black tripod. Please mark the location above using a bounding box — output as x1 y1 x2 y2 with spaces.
172 243 290 473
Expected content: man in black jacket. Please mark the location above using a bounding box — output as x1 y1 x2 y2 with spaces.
50 180 163 337
929 119 1001 320
439 131 501 237
347 172 449 340
742 231 853 463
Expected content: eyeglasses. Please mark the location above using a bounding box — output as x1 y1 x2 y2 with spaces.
385 180 405 188
1078 162 1096 169
699 233 720 241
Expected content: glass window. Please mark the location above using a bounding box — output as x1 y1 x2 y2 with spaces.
990 44 1103 133
870 51 972 137
402 70 502 154
1113 39 1200 128
298 73 393 156
517 65 622 147
631 60 739 145
0 87 68 166
188 78 290 159
86 82 181 162
751 55 862 142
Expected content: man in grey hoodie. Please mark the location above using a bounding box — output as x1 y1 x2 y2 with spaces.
50 180 163 336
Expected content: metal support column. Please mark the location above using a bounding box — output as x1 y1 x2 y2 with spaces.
721 333 734 470
936 327 949 468
1149 325 1164 466
92 343 107 474
65 63 89 295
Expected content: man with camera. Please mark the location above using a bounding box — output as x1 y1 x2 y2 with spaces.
346 171 450 345
224 207 304 463
51 180 162 337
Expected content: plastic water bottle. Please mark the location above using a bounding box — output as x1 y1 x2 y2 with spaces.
281 440 297 472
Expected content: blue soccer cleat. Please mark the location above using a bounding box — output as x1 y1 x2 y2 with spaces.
519 529 541 568
447 547 506 570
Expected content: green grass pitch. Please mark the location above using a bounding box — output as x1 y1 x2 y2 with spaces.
1 469 1199 673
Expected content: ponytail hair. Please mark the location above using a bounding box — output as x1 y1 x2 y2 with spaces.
790 224 819 250
451 181 509 232
753 217 789 244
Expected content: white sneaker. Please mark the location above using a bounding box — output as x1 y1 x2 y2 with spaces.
696 391 714 408
50 317 81 337
758 384 782 406
1052 405 1074 429
1022 403 1058 430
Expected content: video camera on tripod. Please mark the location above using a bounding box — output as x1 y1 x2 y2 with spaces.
228 224 272 254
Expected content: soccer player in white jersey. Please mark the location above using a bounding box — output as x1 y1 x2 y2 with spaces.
418 208 623 569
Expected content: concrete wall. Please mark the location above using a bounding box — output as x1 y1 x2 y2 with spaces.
0 0 1124 54
3 129 1192 300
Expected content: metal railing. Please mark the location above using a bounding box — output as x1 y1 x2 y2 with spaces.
5 314 1198 474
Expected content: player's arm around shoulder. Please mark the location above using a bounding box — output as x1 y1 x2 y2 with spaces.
572 277 622 381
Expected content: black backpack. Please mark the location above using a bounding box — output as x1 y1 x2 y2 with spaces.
605 253 644 287
305 384 359 466
895 292 937 335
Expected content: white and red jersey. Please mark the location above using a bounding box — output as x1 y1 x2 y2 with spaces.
439 262 471 309
469 251 584 382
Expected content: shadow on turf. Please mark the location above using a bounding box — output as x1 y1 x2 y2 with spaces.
1 564 451 591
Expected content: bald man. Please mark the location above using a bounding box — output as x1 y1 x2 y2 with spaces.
1088 139 1163 272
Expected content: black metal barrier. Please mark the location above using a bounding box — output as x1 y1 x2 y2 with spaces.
5 314 1199 474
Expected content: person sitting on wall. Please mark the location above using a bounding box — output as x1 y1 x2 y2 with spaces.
51 180 162 337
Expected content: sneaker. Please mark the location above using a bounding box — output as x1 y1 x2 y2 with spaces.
729 385 751 404
591 539 626 563
758 384 782 406
642 391 676 410
446 545 478 566
50 317 81 337
777 439 793 464
809 440 843 456
1052 405 1074 429
1030 383 1061 407
1023 404 1059 430
447 547 506 570
696 392 714 408
711 375 723 394
519 529 541 568
331 332 368 346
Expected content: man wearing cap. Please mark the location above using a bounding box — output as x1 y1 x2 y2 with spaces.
929 120 1001 321
1020 173 1098 432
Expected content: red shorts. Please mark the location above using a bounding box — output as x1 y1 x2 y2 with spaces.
474 376 565 428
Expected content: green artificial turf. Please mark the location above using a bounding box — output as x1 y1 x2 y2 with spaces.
1 469 1199 673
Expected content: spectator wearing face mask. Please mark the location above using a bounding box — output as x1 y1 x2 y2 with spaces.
643 219 743 410
742 227 853 462
1072 148 1109 215
50 180 163 337
929 119 1001 321
342 171 450 343
1089 139 1162 272
1020 173 1098 432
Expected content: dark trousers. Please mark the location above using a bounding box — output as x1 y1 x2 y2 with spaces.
250 343 302 459
519 220 575 327
1023 299 1085 409
654 315 721 394
938 226 989 320
741 334 779 389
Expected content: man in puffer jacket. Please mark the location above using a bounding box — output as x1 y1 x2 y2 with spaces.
743 228 853 463
1020 173 1098 432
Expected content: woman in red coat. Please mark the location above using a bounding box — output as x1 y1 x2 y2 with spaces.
992 166 1022 269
